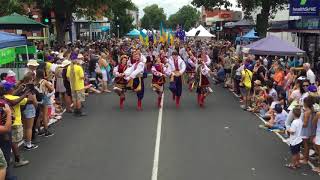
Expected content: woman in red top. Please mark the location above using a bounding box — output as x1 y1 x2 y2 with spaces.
113 55 128 109
151 56 167 108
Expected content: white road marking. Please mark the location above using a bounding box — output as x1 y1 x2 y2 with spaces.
151 93 164 180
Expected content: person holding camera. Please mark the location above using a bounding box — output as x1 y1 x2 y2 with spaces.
3 82 30 168
15 72 39 150
35 70 55 137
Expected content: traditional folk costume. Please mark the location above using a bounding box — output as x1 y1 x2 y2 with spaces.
113 63 128 109
151 62 169 108
124 58 145 110
168 55 186 108
186 55 197 91
195 62 211 107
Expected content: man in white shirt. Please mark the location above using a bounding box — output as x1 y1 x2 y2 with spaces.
304 63 316 85
125 50 145 110
168 51 186 108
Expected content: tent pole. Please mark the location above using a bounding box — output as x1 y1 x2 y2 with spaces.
25 45 29 61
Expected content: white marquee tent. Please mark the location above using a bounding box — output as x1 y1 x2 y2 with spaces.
186 25 215 38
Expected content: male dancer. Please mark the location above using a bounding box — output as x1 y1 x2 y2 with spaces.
113 55 128 109
125 50 145 110
151 56 168 108
168 51 186 108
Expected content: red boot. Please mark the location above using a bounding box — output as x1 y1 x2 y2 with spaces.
157 96 162 108
175 96 180 108
137 99 142 111
120 97 125 109
188 83 193 92
200 95 206 108
197 94 201 105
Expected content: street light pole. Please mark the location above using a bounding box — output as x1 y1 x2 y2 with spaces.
116 16 119 38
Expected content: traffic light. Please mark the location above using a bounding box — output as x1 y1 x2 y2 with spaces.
42 9 51 25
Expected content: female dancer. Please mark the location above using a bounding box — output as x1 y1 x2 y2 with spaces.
186 51 197 92
151 56 168 108
113 55 129 109
195 55 211 107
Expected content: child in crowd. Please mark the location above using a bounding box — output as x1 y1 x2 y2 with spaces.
300 96 315 164
259 104 288 131
286 107 302 169
312 110 320 173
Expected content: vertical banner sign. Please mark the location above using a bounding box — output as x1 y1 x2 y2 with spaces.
289 0 320 16
0 48 16 65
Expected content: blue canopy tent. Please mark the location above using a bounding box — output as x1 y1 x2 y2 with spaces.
0 31 27 49
127 29 140 36
241 28 259 40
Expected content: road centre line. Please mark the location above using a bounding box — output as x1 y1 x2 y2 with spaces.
151 93 164 180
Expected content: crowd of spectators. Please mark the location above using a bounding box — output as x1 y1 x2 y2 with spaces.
216 44 320 172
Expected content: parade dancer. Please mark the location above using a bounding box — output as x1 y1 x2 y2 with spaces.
168 51 186 108
195 55 211 108
125 50 145 110
186 51 197 92
113 55 128 109
151 56 168 108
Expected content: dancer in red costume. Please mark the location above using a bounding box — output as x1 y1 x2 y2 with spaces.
195 55 212 108
151 56 169 108
113 55 129 109
168 51 186 108
124 50 145 111
186 51 197 92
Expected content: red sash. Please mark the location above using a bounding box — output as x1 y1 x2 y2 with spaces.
174 59 179 71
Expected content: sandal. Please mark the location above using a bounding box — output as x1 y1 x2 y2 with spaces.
285 164 297 170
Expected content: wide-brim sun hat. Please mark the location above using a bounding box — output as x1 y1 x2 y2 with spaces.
60 60 71 67
27 59 39 67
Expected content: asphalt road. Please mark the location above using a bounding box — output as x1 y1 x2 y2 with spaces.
15 78 320 180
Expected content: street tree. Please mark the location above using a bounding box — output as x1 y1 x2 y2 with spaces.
167 5 200 31
0 0 33 16
106 0 136 37
140 4 166 30
191 0 288 37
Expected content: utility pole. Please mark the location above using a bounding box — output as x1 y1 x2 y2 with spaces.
116 16 119 38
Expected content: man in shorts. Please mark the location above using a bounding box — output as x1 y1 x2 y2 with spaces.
3 82 30 167
67 56 86 116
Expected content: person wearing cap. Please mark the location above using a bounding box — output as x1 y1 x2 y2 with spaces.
151 56 169 108
124 50 145 110
113 55 129 109
167 51 186 108
55 60 71 112
67 55 86 116
3 82 30 167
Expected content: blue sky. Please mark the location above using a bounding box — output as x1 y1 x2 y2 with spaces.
132 0 241 18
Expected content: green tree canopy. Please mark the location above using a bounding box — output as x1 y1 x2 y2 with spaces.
167 5 200 31
106 0 136 37
192 0 288 37
140 4 166 30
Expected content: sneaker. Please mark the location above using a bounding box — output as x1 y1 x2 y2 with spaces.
38 130 45 137
44 131 54 137
24 144 39 151
14 159 29 168
258 124 268 130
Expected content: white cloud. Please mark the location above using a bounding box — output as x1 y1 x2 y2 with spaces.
132 0 241 18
